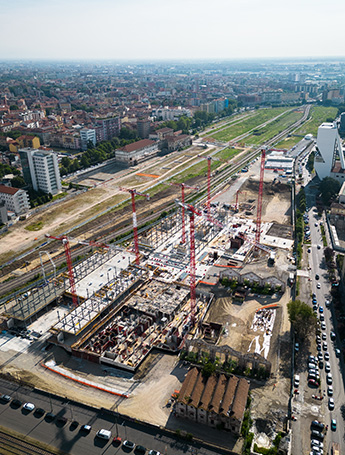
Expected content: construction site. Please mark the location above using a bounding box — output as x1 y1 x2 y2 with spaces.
0 149 294 376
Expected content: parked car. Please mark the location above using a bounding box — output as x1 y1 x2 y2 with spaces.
330 331 336 340
113 436 122 445
335 348 341 357
96 429 111 440
45 412 56 422
34 408 45 417
324 352 330 361
70 420 79 430
0 394 11 403
331 419 337 431
311 420 325 431
23 402 35 412
80 424 91 433
326 373 333 385
123 440 135 449
327 385 333 396
311 440 323 449
311 429 324 440
325 362 331 373
329 398 335 410
11 399 22 408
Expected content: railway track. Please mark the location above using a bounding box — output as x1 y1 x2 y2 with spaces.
0 430 58 455
0 106 310 297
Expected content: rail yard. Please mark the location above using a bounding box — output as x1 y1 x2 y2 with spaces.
0 104 322 453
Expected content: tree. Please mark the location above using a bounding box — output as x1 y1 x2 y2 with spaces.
324 247 334 262
287 299 317 339
11 175 25 188
319 177 341 206
202 362 216 378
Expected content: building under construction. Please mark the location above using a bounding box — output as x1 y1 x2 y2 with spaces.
2 152 294 372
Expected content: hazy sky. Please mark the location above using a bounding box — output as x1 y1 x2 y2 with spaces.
1 0 345 60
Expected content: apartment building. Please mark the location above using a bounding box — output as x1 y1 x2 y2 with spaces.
80 128 96 150
0 185 30 215
96 117 121 141
19 148 62 195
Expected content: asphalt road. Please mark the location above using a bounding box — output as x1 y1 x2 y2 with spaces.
292 165 345 454
0 378 231 455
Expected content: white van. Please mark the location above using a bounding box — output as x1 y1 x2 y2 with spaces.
294 374 300 387
96 429 111 440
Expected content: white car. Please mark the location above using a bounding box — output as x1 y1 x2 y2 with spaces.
327 385 333 396
329 397 335 410
23 402 35 411
311 440 323 449
317 283 321 289
96 429 111 440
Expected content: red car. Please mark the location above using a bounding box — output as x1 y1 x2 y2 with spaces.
308 378 320 387
113 436 122 446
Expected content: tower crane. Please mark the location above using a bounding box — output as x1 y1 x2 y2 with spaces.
198 154 228 219
45 234 114 306
45 234 78 306
256 148 266 244
119 188 150 266
169 182 199 243
175 200 202 325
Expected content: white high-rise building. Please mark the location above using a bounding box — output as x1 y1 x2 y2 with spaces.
19 148 62 195
314 122 345 181
80 128 96 150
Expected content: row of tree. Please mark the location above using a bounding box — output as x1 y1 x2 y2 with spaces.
59 129 140 176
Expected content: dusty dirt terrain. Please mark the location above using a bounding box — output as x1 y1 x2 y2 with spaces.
205 290 291 367
237 178 292 225
204 288 292 434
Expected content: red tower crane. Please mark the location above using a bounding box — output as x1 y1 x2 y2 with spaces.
198 155 214 218
169 182 199 243
45 234 78 306
255 148 266 244
119 188 150 265
45 234 114 306
175 200 202 325
198 155 228 218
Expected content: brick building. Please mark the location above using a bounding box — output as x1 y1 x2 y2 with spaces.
176 367 249 435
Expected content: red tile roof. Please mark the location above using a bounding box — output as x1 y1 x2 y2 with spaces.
0 184 20 195
120 139 155 153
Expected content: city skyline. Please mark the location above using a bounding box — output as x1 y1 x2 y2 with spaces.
1 0 345 61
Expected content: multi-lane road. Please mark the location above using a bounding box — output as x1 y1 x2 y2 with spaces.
292 163 345 454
